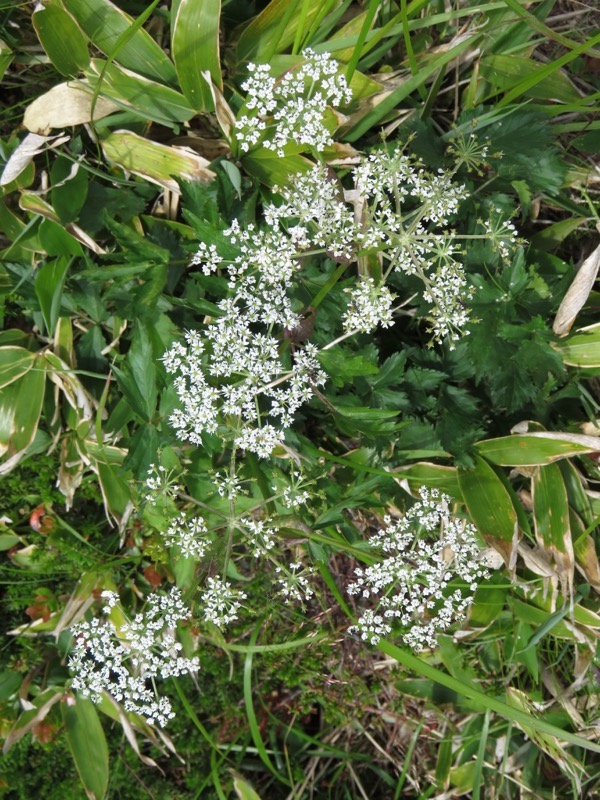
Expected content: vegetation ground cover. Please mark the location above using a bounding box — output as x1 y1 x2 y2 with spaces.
0 0 600 797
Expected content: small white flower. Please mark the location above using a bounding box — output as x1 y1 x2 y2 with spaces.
235 49 352 156
348 488 489 651
69 587 198 728
275 562 314 604
200 577 247 628
343 278 395 333
164 514 208 559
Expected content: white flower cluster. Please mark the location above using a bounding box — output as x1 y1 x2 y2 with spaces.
163 54 520 458
201 577 247 627
240 516 277 556
162 197 335 458
266 167 358 260
481 210 518 261
275 562 314 603
145 463 182 506
262 148 517 347
348 488 489 650
164 513 208 559
69 588 198 727
343 278 395 333
236 49 352 156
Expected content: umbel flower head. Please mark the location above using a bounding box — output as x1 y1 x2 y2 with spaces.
163 52 519 457
235 48 352 156
348 488 489 650
69 588 198 727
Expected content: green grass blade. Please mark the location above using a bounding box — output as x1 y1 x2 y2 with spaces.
498 30 600 107
345 33 480 140
472 709 490 800
243 625 289 783
378 639 600 755
344 0 380 84
400 0 427 101
500 0 600 55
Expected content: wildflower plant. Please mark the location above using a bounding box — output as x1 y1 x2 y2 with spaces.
348 488 489 650
69 589 198 727
68 47 509 723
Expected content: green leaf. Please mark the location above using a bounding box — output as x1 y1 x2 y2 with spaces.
0 533 20 551
101 214 170 264
33 3 89 76
38 218 83 257
395 462 460 496
34 256 70 336
553 326 600 368
532 217 586 250
475 433 600 466
479 55 582 104
241 147 314 185
236 0 321 61
86 59 194 125
0 347 37 390
458 455 518 566
62 696 109 800
330 403 399 420
172 0 222 111
113 322 157 421
96 461 132 525
532 463 573 582
232 773 263 800
101 131 215 190
318 349 379 380
0 358 46 465
51 158 89 224
63 0 177 85
0 670 21 700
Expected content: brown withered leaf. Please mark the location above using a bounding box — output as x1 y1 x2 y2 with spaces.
553 242 600 337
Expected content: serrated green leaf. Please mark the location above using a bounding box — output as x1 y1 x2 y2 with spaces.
114 322 157 421
101 213 170 264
